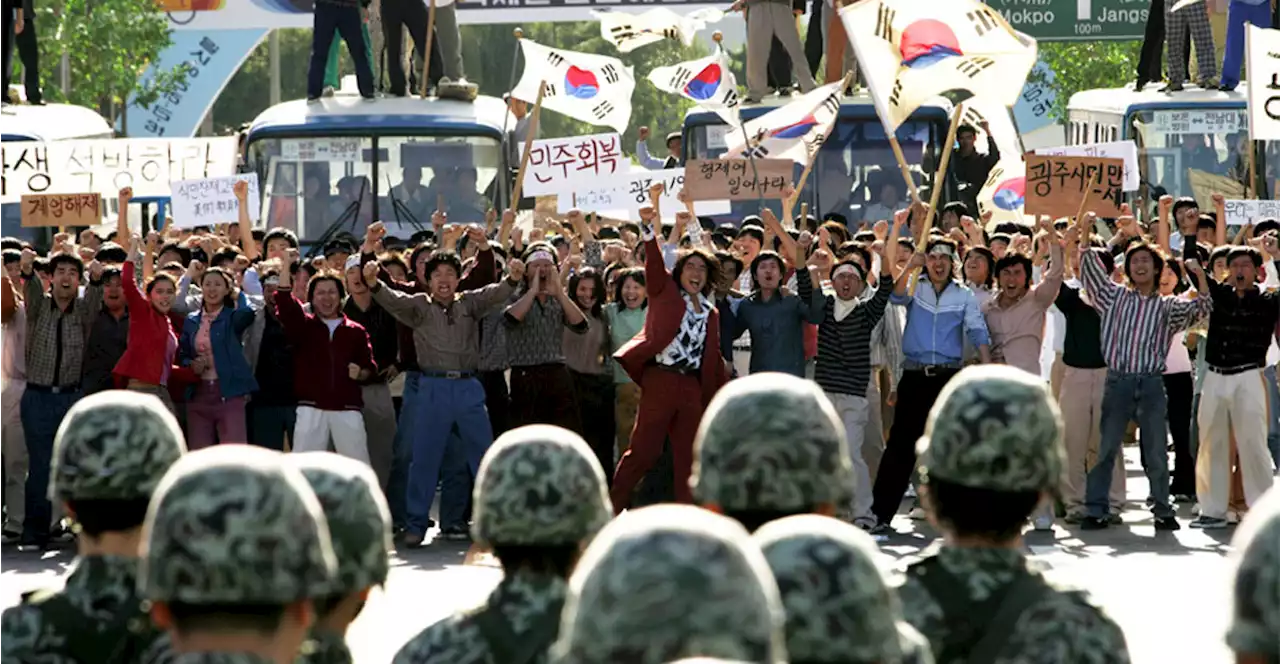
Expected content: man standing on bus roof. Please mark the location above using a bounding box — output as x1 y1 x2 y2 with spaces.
1161 0 1218 91
306 0 376 101
432 0 478 102
1218 0 1275 91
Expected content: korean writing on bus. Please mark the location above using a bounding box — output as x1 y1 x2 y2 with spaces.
522 133 625 196
1024 154 1125 218
1150 109 1246 135
1 137 239 203
684 158 793 201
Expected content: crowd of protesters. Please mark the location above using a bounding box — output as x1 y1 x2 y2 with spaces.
3 166 1280 552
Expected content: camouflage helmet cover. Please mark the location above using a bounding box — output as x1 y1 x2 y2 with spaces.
692 373 853 511
916 365 1065 493
139 445 337 604
1226 487 1280 659
472 425 612 546
552 504 786 664
291 452 393 596
753 515 907 663
50 391 186 501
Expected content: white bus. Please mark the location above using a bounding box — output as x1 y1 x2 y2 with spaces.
243 89 512 250
1068 83 1276 218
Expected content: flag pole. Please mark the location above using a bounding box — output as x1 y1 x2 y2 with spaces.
510 80 547 209
1248 140 1258 200
887 135 923 205
419 0 438 98
908 101 965 296
499 28 525 167
786 148 820 227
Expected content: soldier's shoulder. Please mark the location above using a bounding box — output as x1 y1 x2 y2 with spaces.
1006 585 1130 663
392 613 486 664
0 601 74 663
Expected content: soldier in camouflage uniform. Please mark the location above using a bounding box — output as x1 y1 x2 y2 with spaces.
898 365 1131 663
753 514 934 664
692 372 855 532
1 391 186 663
139 444 338 664
1226 486 1280 663
393 425 612 664
550 504 787 664
291 453 393 664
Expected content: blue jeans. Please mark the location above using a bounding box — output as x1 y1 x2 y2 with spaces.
248 403 296 451
1265 364 1280 469
306 3 375 99
404 376 492 535
1087 372 1174 519
1221 0 1273 87
438 432 472 530
387 371 420 530
19 389 80 542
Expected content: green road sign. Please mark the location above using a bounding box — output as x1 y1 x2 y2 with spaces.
988 0 1150 41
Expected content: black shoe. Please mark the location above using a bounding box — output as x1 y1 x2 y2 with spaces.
439 525 470 541
868 522 893 535
1160 82 1183 93
1079 516 1109 530
399 531 426 549
1135 79 1149 92
1154 516 1181 531
1218 82 1238 92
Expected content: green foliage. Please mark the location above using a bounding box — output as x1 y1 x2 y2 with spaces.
35 0 187 125
1031 41 1141 122
211 29 313 134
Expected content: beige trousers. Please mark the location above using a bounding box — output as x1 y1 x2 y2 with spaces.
1059 366 1126 512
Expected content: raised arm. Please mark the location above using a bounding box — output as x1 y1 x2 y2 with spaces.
234 180 260 262
271 271 309 335
121 260 148 317
1032 218 1065 309
793 260 827 325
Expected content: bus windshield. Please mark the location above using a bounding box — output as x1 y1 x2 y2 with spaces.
686 117 940 225
1131 108 1275 204
246 134 504 243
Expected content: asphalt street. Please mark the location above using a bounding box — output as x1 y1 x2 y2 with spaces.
0 447 1244 664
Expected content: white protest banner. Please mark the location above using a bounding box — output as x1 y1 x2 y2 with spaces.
1224 199 1280 226
1033 140 1140 191
555 168 731 220
1 137 238 204
169 174 261 229
1246 25 1280 141
522 133 627 197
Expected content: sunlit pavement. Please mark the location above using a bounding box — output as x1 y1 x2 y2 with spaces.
0 446 1243 663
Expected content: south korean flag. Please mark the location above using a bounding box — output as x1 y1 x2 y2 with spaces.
721 80 844 164
594 7 726 54
647 48 740 127
513 40 637 133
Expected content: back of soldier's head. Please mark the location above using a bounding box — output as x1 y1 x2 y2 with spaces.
917 365 1064 542
50 391 186 537
692 373 853 530
1226 487 1280 662
753 515 930 664
140 445 337 637
552 505 786 664
291 452 392 617
473 425 612 576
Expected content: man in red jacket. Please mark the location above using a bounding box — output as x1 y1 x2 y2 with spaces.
274 267 376 465
612 186 730 511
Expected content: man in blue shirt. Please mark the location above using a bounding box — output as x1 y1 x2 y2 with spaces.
869 235 990 534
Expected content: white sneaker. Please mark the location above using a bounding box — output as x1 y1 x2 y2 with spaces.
322 86 336 98
1191 502 1201 517
905 485 918 499
1032 515 1054 531
1227 511 1241 525
908 507 927 520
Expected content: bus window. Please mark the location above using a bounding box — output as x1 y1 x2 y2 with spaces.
1130 108 1262 202
250 137 375 241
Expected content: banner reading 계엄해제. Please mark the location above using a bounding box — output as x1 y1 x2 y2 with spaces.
1023 154 1125 219
20 194 102 228
1 137 239 204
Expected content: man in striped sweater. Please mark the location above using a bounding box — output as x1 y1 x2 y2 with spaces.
797 213 904 530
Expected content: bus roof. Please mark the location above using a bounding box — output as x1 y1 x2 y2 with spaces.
0 103 113 142
683 91 953 126
1068 83 1251 115
246 94 511 142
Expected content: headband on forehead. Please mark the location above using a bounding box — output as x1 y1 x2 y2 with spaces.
344 255 362 272
263 276 280 287
527 250 555 265
832 263 864 280
927 243 956 259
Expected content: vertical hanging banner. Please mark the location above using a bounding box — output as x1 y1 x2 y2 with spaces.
124 28 269 138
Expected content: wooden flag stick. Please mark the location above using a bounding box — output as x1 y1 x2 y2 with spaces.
908 102 965 296
509 81 547 208
419 0 438 98
887 135 923 205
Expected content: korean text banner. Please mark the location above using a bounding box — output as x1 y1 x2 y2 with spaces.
1 138 239 204
521 133 627 197
1246 25 1280 141
555 168 731 220
170 174 262 228
160 0 725 30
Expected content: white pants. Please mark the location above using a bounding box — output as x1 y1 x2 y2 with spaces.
828 391 873 523
1197 369 1274 518
293 406 370 466
2 381 26 532
863 369 887 479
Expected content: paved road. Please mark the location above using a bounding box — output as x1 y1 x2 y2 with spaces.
0 448 1244 663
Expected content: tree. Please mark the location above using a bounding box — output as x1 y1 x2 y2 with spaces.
212 29 313 134
1031 41 1141 122
35 0 188 128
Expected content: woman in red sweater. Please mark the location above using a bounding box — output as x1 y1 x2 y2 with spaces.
112 187 191 413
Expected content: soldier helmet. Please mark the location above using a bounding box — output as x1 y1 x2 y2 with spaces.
551 504 786 664
472 425 612 547
50 391 185 502
1226 487 1280 660
753 515 926 664
291 452 393 596
139 445 337 605
916 365 1065 493
692 373 853 512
